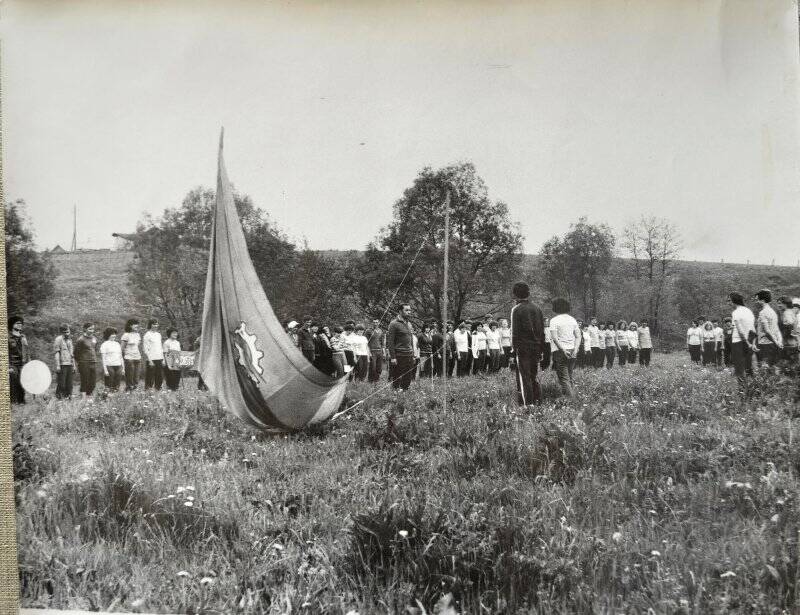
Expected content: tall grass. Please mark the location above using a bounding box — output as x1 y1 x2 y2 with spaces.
12 355 800 613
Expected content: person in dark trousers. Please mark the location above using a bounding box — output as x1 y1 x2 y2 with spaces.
446 322 457 377
297 316 316 364
549 298 581 397
74 323 98 400
722 317 733 366
387 304 415 390
509 282 545 406
729 291 756 392
8 316 29 404
367 319 386 382
142 319 164 391
53 324 76 400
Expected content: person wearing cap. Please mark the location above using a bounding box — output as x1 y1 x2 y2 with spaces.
510 281 545 405
728 291 756 390
755 289 782 368
8 316 29 404
286 321 299 348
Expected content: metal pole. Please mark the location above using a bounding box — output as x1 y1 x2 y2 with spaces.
441 192 450 415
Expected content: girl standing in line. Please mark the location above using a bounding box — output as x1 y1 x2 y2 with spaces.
604 322 616 368
100 327 124 392
615 320 629 366
162 328 183 391
627 322 639 365
701 321 717 366
686 320 702 364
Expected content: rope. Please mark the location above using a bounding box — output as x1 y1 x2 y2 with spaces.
375 237 428 328
331 360 421 421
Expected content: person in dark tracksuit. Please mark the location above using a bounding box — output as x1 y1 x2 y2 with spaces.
509 282 545 406
387 304 416 390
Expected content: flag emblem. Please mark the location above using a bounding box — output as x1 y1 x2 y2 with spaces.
232 322 264 383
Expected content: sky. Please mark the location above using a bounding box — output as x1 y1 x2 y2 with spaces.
2 0 799 265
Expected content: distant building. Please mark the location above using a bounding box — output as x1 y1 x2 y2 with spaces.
50 245 68 254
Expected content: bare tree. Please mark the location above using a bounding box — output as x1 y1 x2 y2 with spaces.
623 216 682 334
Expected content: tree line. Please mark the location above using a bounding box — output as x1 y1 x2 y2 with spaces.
8 162 800 347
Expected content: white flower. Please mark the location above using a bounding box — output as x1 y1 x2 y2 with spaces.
398 530 409 538
720 570 736 578
78 473 90 482
184 501 194 507
139 419 145 424
651 550 661 557
187 496 194 501
612 531 622 542
200 576 214 585
176 486 185 493
273 543 284 551
185 486 195 491
771 514 780 523
176 570 191 578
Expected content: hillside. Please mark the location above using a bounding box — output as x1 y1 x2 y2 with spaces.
25 248 800 359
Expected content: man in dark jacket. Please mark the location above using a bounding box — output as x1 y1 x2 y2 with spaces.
297 316 316 364
431 322 445 377
510 282 545 406
387 304 415 390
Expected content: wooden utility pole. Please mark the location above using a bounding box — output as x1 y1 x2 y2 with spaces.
441 192 450 414
70 205 77 252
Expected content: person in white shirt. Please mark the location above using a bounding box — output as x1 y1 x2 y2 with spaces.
604 322 616 368
472 324 488 375
700 321 717 367
755 289 783 368
597 322 606 366
540 318 552 370
686 320 702 364
637 319 653 366
120 318 142 392
627 322 639 365
616 320 629 366
352 324 370 381
711 319 725 366
142 319 164 391
728 292 756 390
100 327 125 392
498 318 512 369
162 328 183 391
486 322 502 373
777 297 798 362
454 322 470 377
588 318 601 368
549 298 581 397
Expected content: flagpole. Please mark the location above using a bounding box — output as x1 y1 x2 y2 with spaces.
441 191 450 416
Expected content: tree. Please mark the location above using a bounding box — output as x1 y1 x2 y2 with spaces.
539 218 615 318
621 216 681 333
351 163 524 324
126 187 297 337
5 200 56 317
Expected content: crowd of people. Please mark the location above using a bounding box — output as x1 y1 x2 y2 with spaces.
8 317 190 404
8 286 798 407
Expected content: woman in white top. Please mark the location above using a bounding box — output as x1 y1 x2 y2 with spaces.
162 328 183 391
701 321 717 366
120 318 142 392
486 322 502 373
352 324 370 381
604 322 616 368
686 320 702 364
616 320 629 366
100 327 125 392
472 324 487 375
454 322 470 377
597 323 606 367
498 318 512 369
627 322 639 365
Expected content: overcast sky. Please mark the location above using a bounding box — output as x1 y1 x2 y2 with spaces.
3 1 799 264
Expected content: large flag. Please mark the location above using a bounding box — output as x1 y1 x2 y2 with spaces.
197 130 348 432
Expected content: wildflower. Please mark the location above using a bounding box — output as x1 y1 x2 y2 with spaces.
200 577 215 585
130 598 145 608
771 514 779 523
177 486 185 493
651 550 661 557
78 473 90 483
720 571 736 578
612 531 622 542
167 495 175 499
36 489 47 498
398 530 409 538
273 543 284 551
185 486 195 491
187 496 194 501
184 501 194 507
176 571 191 578
139 419 145 424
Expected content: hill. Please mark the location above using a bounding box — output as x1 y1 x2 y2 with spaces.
24 249 800 359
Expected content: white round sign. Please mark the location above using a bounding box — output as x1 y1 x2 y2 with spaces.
20 360 52 395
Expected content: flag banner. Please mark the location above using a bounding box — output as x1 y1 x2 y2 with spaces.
197 131 348 432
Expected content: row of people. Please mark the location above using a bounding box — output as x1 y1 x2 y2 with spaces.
8 317 186 404
542 318 654 370
686 293 800 368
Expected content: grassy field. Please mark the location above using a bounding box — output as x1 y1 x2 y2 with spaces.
11 355 800 614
